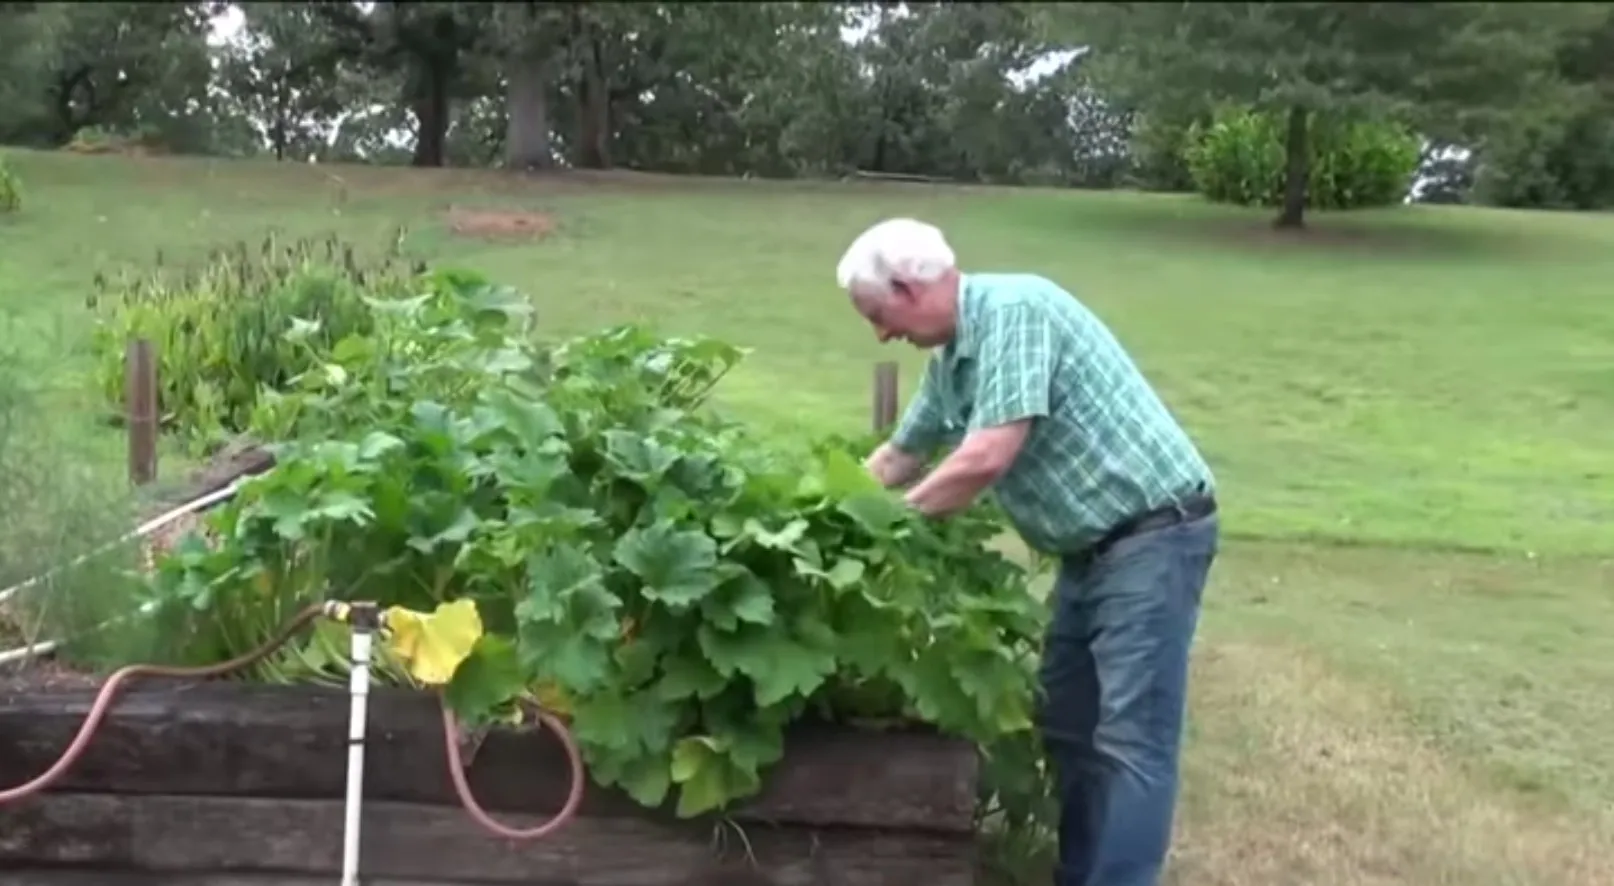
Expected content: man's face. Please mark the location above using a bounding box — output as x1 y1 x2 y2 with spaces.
851 279 954 349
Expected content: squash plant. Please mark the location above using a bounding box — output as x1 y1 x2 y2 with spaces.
137 269 1051 824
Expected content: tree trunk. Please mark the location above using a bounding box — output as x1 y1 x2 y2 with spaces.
1275 104 1309 229
50 67 91 145
411 63 451 168
571 10 612 171
504 53 554 171
271 84 289 162
576 51 612 168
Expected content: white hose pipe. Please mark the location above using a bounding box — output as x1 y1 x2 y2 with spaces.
0 638 58 667
0 479 246 608
0 599 160 668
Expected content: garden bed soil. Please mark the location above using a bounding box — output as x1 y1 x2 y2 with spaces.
135 438 276 563
0 680 980 885
0 660 102 694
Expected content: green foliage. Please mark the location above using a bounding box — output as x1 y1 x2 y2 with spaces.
0 3 215 147
87 231 424 452
129 268 1048 824
1185 107 1420 210
1071 2 1573 224
1123 113 1202 193
1476 110 1614 210
1472 7 1614 211
0 337 145 660
1307 120 1422 210
0 154 20 213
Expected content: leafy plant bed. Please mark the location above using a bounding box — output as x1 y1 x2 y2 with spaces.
1 266 1054 883
0 678 979 884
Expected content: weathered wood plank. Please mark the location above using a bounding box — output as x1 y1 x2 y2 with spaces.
1 875 452 886
1 874 806 886
0 793 976 886
0 681 978 832
140 438 274 518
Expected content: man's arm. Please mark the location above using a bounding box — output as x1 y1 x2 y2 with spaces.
867 362 946 489
905 304 1055 517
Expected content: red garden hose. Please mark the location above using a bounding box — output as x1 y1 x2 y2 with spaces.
0 601 586 841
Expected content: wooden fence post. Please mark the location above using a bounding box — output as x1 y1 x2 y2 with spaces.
126 338 158 487
872 361 899 435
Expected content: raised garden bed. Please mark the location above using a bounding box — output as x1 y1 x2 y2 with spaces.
0 442 982 884
0 679 980 885
0 279 1048 885
0 448 979 883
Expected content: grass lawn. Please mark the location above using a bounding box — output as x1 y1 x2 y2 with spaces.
2 149 1612 885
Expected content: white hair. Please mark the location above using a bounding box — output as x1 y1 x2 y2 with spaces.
834 218 956 299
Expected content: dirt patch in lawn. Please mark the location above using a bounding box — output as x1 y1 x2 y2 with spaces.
444 206 557 241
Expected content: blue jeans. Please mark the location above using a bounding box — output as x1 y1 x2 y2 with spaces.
1039 512 1219 886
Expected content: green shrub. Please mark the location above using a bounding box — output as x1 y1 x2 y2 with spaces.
87 231 424 452
0 154 21 214
1474 109 1614 211
1184 106 1421 210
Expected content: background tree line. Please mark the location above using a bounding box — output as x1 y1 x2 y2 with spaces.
1 1 1610 221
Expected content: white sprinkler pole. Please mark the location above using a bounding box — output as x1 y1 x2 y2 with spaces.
339 602 381 886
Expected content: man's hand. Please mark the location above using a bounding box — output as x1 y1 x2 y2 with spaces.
864 442 926 489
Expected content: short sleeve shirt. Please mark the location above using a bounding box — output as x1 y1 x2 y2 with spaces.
890 273 1214 554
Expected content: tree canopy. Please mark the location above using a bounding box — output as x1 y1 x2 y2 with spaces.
0 1 1610 214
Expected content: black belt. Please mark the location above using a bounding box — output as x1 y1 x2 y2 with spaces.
1091 484 1217 557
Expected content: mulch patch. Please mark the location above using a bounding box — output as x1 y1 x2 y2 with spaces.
444 206 557 241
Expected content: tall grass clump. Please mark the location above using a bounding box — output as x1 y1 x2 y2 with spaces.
0 339 153 671
87 229 426 454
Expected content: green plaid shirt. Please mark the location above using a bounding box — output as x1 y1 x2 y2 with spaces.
892 273 1214 554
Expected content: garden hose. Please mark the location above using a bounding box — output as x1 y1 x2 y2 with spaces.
0 599 587 846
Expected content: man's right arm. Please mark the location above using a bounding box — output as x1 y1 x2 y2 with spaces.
866 365 944 489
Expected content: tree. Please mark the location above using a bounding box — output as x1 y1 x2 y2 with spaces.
0 5 57 137
309 1 492 168
218 2 358 161
1067 2 1578 228
0 0 1144 188
603 3 859 177
0 2 216 147
1473 3 1614 210
487 3 567 171
481 2 665 172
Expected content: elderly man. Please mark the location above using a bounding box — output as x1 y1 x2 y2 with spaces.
837 218 1219 886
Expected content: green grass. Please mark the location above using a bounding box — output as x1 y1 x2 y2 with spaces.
1 149 1611 885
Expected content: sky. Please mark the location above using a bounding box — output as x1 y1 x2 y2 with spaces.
208 4 244 46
